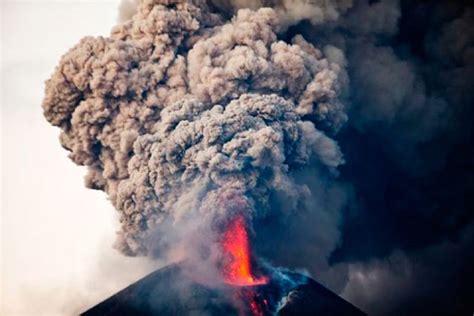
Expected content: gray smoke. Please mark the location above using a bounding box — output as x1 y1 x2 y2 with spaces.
210 0 353 26
43 0 346 263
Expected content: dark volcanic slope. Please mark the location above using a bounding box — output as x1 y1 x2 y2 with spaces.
81 263 366 316
278 279 367 316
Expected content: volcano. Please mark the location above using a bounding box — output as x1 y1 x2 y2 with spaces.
81 263 366 316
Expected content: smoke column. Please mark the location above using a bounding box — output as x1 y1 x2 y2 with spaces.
43 0 474 315
43 0 346 274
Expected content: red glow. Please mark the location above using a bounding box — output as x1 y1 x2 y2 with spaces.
222 215 267 286
249 299 264 316
241 289 269 316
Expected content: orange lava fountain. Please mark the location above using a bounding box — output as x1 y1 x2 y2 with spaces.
222 215 268 286
222 215 269 315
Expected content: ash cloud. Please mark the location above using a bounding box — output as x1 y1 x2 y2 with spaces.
301 0 474 315
341 223 474 316
43 0 474 314
43 0 346 272
210 0 353 26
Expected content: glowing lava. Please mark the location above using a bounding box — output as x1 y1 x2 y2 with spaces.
222 215 268 286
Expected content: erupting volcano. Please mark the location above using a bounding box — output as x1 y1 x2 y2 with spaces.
43 0 366 315
222 216 268 287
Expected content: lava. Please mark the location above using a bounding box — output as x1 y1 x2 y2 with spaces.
222 215 269 315
222 215 268 286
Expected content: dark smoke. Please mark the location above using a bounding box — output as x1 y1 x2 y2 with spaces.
42 0 474 315
299 0 474 315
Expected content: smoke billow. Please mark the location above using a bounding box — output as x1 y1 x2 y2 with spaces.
43 0 474 315
306 1 474 315
43 0 346 262
210 0 353 26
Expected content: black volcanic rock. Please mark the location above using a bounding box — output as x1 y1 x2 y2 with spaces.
82 263 366 316
278 280 366 316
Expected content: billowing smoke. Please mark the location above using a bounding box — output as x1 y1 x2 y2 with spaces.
210 0 353 26
43 0 474 315
43 0 346 263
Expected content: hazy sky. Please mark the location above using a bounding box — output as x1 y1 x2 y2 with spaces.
1 1 155 315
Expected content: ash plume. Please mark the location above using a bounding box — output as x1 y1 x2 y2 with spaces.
43 0 346 258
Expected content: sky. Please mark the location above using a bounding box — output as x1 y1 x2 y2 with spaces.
1 1 155 315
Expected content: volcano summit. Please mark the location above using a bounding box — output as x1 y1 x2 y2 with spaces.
82 263 366 316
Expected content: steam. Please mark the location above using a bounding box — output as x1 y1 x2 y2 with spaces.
43 0 346 262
